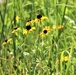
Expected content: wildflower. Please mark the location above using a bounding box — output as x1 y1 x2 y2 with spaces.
41 16 48 20
26 19 35 26
34 14 48 23
12 27 21 34
2 38 12 46
16 16 20 21
42 26 51 34
12 16 20 24
62 56 69 62
23 25 36 34
37 14 42 19
52 25 63 30
52 25 56 29
39 26 51 37
58 25 64 29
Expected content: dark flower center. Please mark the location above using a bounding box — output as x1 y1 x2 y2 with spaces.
5 39 8 42
37 14 42 19
43 30 47 34
14 27 17 30
26 25 31 30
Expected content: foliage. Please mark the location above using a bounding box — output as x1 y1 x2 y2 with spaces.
0 0 76 75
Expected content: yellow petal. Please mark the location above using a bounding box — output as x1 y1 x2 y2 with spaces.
12 28 21 34
32 27 36 30
26 22 31 26
41 16 48 20
23 30 28 34
7 38 12 43
2 42 7 46
34 19 40 23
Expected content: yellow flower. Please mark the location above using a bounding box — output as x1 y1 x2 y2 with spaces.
34 14 48 23
12 27 21 34
52 25 56 29
41 16 48 20
2 38 12 46
12 16 20 24
39 26 51 37
58 25 64 29
16 16 20 21
62 56 69 62
52 25 63 30
23 25 36 34
26 19 35 26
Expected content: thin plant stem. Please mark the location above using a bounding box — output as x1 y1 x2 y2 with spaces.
61 0 68 24
58 0 68 38
13 0 16 65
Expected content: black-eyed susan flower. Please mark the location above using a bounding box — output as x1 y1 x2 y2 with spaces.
2 38 12 46
52 25 64 30
23 25 36 34
26 19 35 26
62 56 69 62
39 26 51 37
37 14 42 19
34 14 48 23
12 27 21 34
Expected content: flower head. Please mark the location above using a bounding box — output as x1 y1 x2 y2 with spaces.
34 14 48 23
58 25 64 29
16 16 20 21
2 38 12 46
39 26 51 37
52 25 64 30
26 19 35 26
62 56 69 62
23 25 36 34
37 14 42 19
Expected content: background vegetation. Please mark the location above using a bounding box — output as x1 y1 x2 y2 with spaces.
0 0 76 75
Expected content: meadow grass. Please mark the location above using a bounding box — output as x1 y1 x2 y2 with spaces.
0 0 76 75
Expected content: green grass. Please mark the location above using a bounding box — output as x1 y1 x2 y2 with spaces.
0 0 76 75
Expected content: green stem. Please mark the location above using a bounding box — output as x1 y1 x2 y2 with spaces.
58 0 68 38
13 0 16 65
61 0 68 24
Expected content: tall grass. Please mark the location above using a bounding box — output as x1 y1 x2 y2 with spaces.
0 0 76 75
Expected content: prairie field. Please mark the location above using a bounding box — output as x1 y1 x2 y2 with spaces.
0 0 76 75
